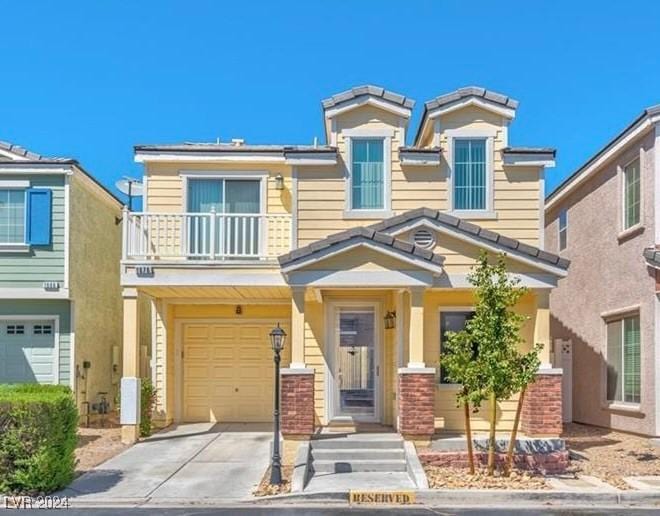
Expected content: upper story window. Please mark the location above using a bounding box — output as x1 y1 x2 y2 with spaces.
453 139 487 211
558 208 568 251
606 313 640 404
0 189 26 244
351 139 385 210
623 158 640 230
187 178 261 214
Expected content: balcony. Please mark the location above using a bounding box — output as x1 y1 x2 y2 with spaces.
122 210 292 263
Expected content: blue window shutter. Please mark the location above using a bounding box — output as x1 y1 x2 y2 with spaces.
26 188 52 245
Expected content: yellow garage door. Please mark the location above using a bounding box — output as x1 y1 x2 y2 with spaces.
182 321 288 423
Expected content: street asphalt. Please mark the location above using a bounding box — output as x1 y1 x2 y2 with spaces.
6 506 659 515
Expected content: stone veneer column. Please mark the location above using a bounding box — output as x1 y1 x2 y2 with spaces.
280 368 315 437
398 368 436 439
521 369 563 437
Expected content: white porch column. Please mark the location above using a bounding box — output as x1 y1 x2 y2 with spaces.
290 287 306 369
121 288 141 444
407 287 425 368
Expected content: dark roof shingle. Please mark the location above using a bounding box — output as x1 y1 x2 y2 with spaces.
322 85 415 110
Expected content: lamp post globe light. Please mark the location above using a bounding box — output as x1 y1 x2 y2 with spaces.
269 323 287 485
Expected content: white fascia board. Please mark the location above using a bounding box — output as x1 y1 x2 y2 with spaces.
281 238 444 275
0 164 74 175
387 219 567 277
287 269 434 287
0 179 30 187
399 153 441 166
435 273 558 289
427 97 516 121
121 268 287 287
134 151 285 163
285 154 337 166
546 118 653 211
0 288 70 299
503 154 556 168
324 97 412 119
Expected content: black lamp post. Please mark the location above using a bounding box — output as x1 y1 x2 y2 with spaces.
269 323 287 485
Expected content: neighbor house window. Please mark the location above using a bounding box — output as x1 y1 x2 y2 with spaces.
558 208 568 251
454 139 487 210
0 189 26 244
623 158 641 230
606 314 640 404
351 139 385 210
439 311 475 384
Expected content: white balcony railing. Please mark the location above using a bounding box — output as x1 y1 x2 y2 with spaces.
122 210 292 261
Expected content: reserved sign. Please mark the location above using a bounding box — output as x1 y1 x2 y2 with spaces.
349 490 416 504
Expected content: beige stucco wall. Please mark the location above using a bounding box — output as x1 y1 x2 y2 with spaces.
545 129 657 436
69 173 123 410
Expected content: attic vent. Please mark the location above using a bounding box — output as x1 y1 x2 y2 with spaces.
412 228 436 249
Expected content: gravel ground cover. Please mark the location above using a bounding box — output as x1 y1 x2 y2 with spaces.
75 416 128 476
424 466 549 490
563 422 660 489
253 466 294 496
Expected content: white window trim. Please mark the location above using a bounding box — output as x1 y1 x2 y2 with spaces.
558 208 568 252
438 306 475 389
619 152 643 236
0 186 28 246
602 308 641 407
445 129 495 218
343 131 392 218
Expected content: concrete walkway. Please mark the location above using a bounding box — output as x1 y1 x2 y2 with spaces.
61 423 272 503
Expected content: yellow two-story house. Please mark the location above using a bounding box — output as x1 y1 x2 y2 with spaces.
119 85 568 448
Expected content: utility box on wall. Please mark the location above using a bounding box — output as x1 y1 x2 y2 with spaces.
120 377 141 425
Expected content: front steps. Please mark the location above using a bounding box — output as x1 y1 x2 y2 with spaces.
310 433 407 474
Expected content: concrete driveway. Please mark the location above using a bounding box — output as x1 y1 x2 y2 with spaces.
62 423 272 503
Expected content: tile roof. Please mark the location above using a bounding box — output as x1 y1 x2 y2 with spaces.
503 146 556 156
321 85 415 110
424 86 519 112
134 143 336 154
643 248 660 268
367 207 570 270
279 208 570 273
278 226 444 269
0 140 73 162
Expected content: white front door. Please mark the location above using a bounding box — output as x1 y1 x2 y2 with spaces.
330 304 381 422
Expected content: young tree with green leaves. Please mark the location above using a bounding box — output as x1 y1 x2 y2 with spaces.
456 251 541 476
441 329 487 474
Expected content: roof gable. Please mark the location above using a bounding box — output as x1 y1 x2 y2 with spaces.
369 208 569 276
322 85 415 121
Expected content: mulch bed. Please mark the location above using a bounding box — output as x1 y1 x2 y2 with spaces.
563 422 660 490
252 465 294 496
424 465 549 490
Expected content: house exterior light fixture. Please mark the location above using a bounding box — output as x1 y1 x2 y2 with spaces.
274 173 284 190
384 311 396 330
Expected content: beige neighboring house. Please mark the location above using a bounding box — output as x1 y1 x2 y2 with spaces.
119 85 568 450
545 105 660 437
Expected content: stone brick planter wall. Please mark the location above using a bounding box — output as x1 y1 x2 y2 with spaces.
281 369 315 437
521 370 563 437
398 369 435 438
418 449 569 475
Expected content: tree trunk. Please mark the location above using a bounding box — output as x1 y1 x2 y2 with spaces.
487 391 497 476
463 401 475 474
504 387 526 477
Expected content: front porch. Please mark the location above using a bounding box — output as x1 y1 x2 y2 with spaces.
119 284 559 447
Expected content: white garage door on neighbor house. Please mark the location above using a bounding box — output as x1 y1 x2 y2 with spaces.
0 319 57 384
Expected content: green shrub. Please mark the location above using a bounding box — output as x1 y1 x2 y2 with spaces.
0 384 78 495
140 378 156 438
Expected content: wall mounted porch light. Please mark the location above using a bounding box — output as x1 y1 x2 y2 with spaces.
384 311 396 330
274 173 285 190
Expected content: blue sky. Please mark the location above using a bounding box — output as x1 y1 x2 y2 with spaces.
1 1 659 204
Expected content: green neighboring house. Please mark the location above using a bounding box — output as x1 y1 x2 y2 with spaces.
0 140 124 415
